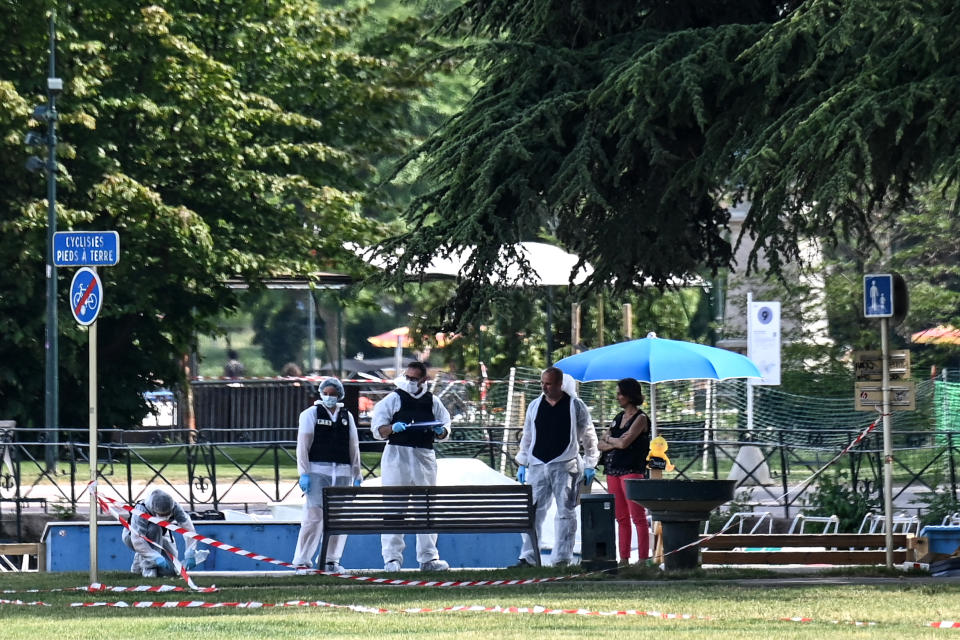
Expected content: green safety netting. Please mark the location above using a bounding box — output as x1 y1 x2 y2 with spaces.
433 369 959 471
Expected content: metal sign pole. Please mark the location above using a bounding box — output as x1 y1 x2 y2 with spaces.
880 316 893 568
89 270 99 583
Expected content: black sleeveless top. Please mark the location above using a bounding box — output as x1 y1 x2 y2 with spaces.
308 406 352 464
388 390 437 449
603 410 650 476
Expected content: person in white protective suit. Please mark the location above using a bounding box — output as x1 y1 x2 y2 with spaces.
122 488 207 577
514 367 599 567
292 377 362 572
371 361 452 572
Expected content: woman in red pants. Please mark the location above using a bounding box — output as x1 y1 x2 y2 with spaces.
598 378 651 565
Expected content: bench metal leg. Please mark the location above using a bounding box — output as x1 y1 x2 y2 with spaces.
317 534 329 569
527 528 541 566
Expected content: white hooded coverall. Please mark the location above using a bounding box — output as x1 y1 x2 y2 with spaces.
515 391 598 565
371 384 451 565
121 490 197 576
292 401 362 568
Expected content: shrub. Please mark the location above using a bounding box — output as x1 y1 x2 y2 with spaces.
803 471 881 532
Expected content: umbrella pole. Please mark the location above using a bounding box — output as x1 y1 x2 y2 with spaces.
649 384 657 438
394 336 403 377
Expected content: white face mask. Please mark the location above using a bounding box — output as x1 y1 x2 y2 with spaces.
395 377 420 395
320 394 338 408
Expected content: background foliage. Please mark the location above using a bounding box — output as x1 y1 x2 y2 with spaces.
0 0 435 427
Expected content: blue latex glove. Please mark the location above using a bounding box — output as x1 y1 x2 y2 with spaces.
299 473 310 493
185 549 197 570
353 478 362 487
584 467 596 485
392 421 408 433
433 425 446 436
154 555 172 572
517 465 527 484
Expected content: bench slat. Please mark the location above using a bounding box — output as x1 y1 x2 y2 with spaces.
320 484 539 566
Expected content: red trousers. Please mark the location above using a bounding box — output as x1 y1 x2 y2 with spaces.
606 473 649 561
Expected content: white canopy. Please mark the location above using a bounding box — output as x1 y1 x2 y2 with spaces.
352 241 593 287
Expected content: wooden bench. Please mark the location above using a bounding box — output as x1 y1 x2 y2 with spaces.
321 485 540 566
700 533 910 565
0 542 46 572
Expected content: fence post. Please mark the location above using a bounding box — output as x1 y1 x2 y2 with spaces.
209 442 219 511
68 433 76 510
273 443 281 502
126 447 133 505
778 431 789 519
187 442 196 511
710 426 718 479
848 431 857 491
499 367 517 475
949 432 958 502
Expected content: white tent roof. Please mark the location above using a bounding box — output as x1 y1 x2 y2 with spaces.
351 241 592 287
423 241 592 286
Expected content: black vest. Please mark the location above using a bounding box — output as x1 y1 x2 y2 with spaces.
308 405 352 464
388 389 436 449
604 410 650 476
532 394 572 463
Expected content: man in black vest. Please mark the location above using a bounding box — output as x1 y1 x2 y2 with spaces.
292 377 361 572
514 367 598 567
371 361 452 571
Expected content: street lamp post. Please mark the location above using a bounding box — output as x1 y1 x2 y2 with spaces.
26 13 61 470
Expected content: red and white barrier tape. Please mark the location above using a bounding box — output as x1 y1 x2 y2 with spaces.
929 621 960 629
0 599 49 606
68 599 704 618
97 490 587 587
406 604 708 618
87 582 218 593
2 583 214 595
291 570 586 587
781 616 876 626
773 416 880 503
39 598 960 627
72 600 388 612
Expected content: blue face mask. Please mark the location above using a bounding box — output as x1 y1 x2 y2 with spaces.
320 395 338 408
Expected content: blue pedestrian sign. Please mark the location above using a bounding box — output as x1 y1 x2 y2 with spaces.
70 267 103 326
53 231 120 267
864 274 894 318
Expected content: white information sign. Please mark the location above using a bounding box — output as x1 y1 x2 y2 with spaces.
747 300 781 386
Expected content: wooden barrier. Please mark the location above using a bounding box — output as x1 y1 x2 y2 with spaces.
700 533 910 565
0 542 45 572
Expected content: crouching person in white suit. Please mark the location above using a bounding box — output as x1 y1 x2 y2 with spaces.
122 489 206 577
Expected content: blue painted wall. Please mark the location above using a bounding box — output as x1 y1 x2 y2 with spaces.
43 521 525 572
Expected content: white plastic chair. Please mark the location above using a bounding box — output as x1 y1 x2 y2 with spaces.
789 513 839 534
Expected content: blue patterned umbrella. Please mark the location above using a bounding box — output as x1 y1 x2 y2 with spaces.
555 333 761 434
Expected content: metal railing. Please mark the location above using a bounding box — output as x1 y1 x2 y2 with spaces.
3 423 958 526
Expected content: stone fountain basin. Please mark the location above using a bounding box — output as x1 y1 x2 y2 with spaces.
625 479 736 521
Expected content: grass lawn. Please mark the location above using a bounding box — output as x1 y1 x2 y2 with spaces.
3 569 959 639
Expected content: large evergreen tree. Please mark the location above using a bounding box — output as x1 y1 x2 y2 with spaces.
381 0 960 330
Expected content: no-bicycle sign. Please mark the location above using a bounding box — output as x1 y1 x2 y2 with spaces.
70 267 103 326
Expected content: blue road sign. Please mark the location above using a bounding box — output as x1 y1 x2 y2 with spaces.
53 231 120 267
864 273 894 318
70 267 103 326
